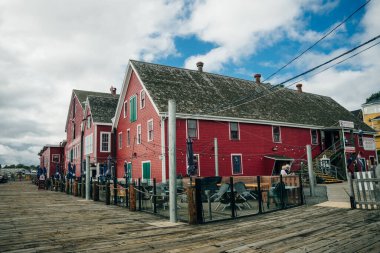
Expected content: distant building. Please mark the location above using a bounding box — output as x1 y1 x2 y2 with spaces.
38 143 65 178
362 91 380 152
112 60 377 182
350 109 363 121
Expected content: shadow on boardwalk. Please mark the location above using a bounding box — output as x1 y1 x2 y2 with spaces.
0 181 379 252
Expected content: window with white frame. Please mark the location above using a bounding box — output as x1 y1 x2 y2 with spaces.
85 134 93 155
232 154 243 174
230 122 239 140
187 119 198 138
272 126 281 143
140 90 146 109
123 100 128 118
87 116 91 129
127 129 130 146
52 154 60 163
137 125 141 144
311 129 318 145
101 132 111 152
118 132 122 149
147 120 153 141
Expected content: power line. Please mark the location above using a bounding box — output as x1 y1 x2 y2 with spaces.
207 34 380 115
277 34 380 86
263 0 372 82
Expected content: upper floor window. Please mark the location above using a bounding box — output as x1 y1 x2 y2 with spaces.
127 129 130 146
72 123 76 140
118 132 123 149
87 116 91 129
272 126 281 143
130 95 137 122
140 90 146 109
147 119 153 142
230 122 239 140
52 154 60 163
311 129 318 145
187 119 198 139
85 134 93 155
100 132 111 152
137 124 142 144
232 154 243 175
123 101 128 118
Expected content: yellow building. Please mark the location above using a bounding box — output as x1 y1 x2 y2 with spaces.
362 94 380 152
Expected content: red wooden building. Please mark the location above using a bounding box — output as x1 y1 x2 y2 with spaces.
64 89 119 177
112 60 377 183
38 143 65 178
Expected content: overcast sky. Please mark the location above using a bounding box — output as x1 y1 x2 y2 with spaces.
0 0 379 166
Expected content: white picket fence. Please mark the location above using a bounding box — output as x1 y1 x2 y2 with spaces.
352 171 380 210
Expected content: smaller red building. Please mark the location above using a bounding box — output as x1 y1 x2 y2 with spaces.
64 88 119 177
38 143 65 178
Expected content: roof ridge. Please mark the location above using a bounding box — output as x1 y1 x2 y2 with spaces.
130 59 272 86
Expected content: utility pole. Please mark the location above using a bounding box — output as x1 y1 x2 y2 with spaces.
306 145 316 196
161 116 167 183
85 155 90 200
214 138 219 177
168 100 177 223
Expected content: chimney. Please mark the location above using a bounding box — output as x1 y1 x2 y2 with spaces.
254 73 261 84
196 61 204 72
296 83 303 93
110 86 117 96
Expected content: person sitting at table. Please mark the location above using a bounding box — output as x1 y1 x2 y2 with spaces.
280 165 288 176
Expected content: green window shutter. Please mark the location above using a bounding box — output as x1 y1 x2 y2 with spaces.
130 96 137 122
142 162 151 181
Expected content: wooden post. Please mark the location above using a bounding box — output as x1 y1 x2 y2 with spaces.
129 183 136 211
105 181 110 205
74 180 78 196
257 176 262 214
93 181 99 201
187 187 197 225
347 172 355 209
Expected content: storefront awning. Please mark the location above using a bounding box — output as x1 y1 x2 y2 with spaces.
264 155 294 161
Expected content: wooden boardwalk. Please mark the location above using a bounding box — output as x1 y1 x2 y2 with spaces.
0 181 379 253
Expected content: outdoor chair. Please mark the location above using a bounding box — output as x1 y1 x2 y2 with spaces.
234 182 257 208
211 183 231 211
267 181 287 209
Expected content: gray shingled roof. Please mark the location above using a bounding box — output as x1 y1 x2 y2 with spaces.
131 60 374 132
88 95 119 124
74 89 116 106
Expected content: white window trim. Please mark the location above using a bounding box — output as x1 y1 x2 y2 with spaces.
141 160 151 181
123 100 128 118
272 126 282 143
85 134 93 155
140 90 146 109
100 132 111 152
137 124 142 144
229 122 240 140
118 132 123 149
127 128 130 147
147 119 153 142
52 154 60 163
310 129 318 145
231 154 243 175
186 119 199 139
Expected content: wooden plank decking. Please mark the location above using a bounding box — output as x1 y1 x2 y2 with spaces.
0 181 379 252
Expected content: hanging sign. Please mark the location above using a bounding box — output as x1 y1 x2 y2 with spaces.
345 146 356 153
339 120 354 129
363 137 376 151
